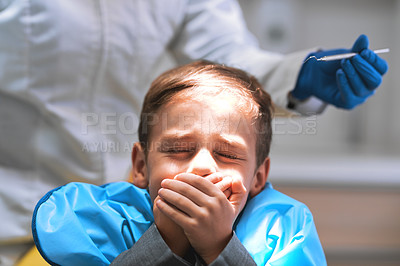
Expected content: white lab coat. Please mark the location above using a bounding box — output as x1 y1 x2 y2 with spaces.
0 0 310 247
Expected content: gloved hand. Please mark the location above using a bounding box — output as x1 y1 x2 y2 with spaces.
291 34 388 109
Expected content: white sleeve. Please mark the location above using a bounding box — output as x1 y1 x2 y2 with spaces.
287 94 328 115
170 0 316 110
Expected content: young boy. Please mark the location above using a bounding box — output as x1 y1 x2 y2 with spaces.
111 61 325 265
32 60 325 266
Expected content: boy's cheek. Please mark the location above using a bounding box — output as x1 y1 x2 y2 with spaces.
148 174 177 203
149 182 166 204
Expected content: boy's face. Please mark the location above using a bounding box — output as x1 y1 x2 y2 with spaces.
133 90 268 213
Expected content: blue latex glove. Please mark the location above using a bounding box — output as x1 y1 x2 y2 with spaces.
292 35 388 109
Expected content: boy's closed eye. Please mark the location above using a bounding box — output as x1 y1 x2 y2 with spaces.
160 146 245 162
163 147 195 154
159 145 196 159
214 151 244 161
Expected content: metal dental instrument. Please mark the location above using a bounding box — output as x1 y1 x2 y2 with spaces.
304 48 390 63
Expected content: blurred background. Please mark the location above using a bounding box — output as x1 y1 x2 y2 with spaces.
238 0 400 265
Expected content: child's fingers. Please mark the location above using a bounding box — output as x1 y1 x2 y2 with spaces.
204 172 224 184
213 176 232 193
155 198 190 228
173 173 221 197
205 173 232 198
158 187 198 217
161 177 216 207
223 188 232 198
227 177 248 216
230 176 247 194
214 176 232 198
173 172 232 200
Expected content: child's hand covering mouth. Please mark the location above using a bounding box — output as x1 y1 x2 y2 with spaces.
172 172 247 217
174 172 233 198
158 172 247 263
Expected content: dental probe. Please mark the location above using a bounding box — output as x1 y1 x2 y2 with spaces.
305 48 389 63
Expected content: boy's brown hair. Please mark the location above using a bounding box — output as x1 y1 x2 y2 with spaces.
138 60 273 167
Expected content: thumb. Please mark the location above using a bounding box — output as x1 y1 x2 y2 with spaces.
229 178 246 209
230 177 246 195
351 34 369 53
214 176 232 192
228 177 247 213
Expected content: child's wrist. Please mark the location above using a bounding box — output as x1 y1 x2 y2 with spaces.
154 204 190 257
198 232 233 264
155 223 190 257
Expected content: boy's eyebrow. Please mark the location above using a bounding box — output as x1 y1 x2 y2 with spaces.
216 134 248 151
158 132 196 143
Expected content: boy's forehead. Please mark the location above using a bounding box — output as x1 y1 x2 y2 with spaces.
151 92 257 144
167 86 258 116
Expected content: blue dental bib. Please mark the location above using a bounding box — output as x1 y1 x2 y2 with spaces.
32 182 326 265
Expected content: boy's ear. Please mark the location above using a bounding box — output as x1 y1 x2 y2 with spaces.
131 142 148 189
249 157 270 197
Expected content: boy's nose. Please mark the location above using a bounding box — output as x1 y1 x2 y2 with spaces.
186 149 217 177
